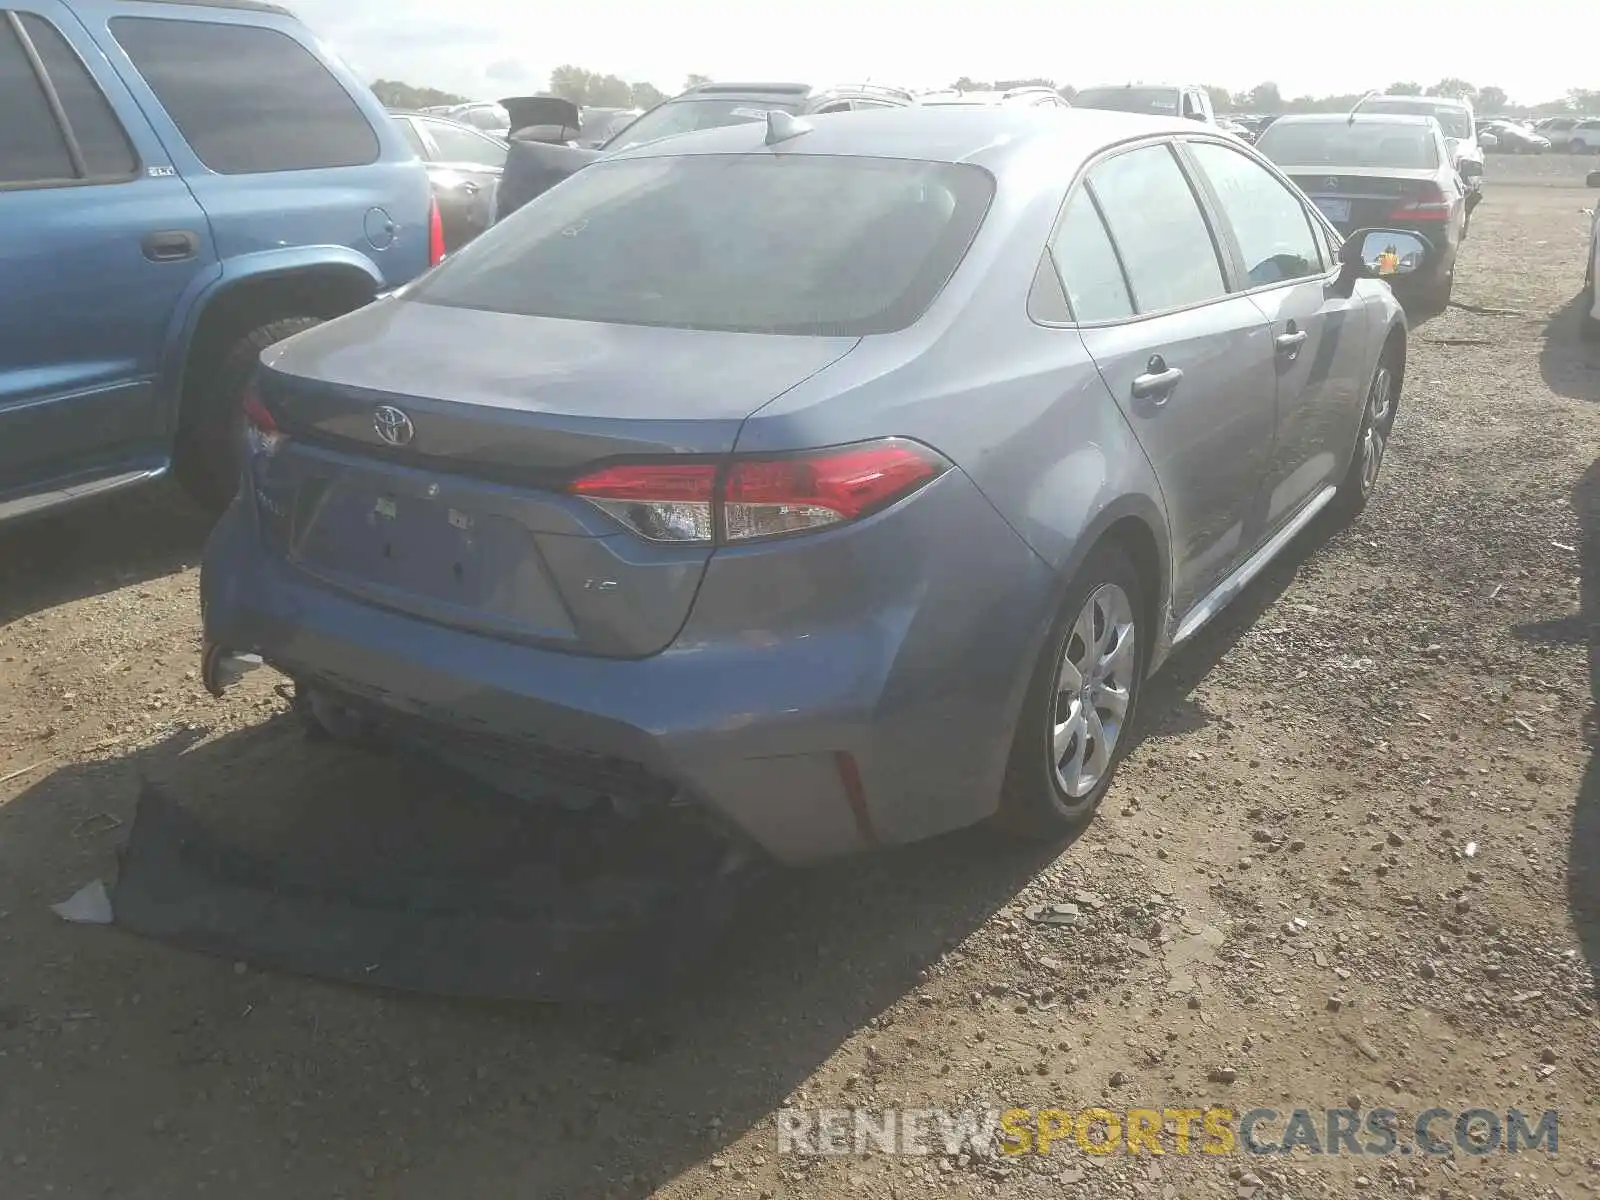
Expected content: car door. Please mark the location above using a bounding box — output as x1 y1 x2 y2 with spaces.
0 3 215 500
413 116 507 250
1059 140 1279 613
1180 137 1370 529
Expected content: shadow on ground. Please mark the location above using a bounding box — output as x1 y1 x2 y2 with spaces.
0 481 212 626
1562 457 1600 995
1539 293 1600 402
0 505 1338 1199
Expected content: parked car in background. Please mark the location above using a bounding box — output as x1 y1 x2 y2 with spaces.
494 80 916 222
0 0 438 524
1566 118 1600 153
1255 112 1466 307
441 101 511 139
1215 116 1253 141
1481 119 1549 153
1533 115 1586 150
390 112 506 252
918 86 1070 108
202 105 1421 864
1352 94 1484 202
1074 83 1217 124
577 105 642 148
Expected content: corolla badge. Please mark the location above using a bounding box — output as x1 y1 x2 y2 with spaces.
373 405 415 447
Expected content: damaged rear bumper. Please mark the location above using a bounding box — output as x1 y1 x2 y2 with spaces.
200 478 1056 864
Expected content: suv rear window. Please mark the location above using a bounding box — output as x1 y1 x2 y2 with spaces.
110 17 379 174
1074 86 1180 115
413 155 994 336
1358 98 1472 140
1256 121 1439 170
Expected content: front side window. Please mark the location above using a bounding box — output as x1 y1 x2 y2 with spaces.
1048 190 1133 322
111 17 379 174
1187 141 1323 285
412 154 994 336
1085 143 1227 313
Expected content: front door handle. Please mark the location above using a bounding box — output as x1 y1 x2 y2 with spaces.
460 180 480 195
1131 354 1184 403
1275 323 1309 354
142 229 199 263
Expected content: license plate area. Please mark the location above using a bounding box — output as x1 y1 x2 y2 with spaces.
1312 197 1351 223
297 483 523 609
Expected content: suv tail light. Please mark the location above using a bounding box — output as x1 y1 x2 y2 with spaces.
567 439 950 545
241 380 285 456
428 198 446 266
1389 181 1451 221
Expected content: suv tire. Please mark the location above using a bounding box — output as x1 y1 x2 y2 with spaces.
994 543 1145 840
176 316 323 513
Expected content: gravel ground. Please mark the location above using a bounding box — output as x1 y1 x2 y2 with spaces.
1 153 1597 1200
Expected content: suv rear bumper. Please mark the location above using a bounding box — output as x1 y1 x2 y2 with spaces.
201 473 1058 864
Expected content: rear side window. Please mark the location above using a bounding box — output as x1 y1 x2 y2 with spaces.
1048 190 1133 322
110 17 379 174
413 154 995 336
0 11 135 186
20 14 137 178
420 120 507 168
0 15 74 184
1086 143 1227 313
392 117 427 158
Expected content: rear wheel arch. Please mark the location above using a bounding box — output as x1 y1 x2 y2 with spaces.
172 266 378 510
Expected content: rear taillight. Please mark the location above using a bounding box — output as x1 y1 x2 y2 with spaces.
241 380 285 457
567 438 949 545
1389 181 1451 221
428 197 446 266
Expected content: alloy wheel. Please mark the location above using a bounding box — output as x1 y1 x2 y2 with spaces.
1360 366 1393 495
1051 583 1137 799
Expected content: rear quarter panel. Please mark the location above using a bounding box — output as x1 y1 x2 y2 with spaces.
79 1 433 288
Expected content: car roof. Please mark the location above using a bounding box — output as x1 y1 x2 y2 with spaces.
1362 95 1471 110
128 0 294 12
603 104 1197 171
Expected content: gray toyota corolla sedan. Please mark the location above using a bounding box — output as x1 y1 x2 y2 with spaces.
201 106 1427 864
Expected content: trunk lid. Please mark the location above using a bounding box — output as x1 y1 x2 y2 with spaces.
1289 167 1438 234
253 299 859 658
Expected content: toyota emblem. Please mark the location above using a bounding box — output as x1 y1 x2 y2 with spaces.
373 405 415 447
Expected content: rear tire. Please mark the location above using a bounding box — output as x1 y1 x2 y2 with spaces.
994 543 1145 840
1331 354 1398 523
175 317 323 513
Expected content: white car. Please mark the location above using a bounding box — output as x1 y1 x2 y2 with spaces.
1586 202 1600 340
1567 119 1600 154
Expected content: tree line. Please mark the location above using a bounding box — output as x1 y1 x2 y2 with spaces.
372 73 1600 119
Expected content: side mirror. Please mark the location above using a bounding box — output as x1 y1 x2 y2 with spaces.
1586 169 1600 188
1459 159 1484 179
1339 229 1431 282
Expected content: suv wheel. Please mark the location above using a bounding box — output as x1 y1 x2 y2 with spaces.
1332 356 1398 522
994 543 1144 839
175 317 323 513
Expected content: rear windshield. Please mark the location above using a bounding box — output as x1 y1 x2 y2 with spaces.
1358 98 1472 140
1074 86 1179 115
411 155 994 336
603 97 802 150
1255 121 1439 170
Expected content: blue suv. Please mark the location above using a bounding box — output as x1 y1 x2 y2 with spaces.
0 0 439 520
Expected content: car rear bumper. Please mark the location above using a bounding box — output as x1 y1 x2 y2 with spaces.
200 470 1060 865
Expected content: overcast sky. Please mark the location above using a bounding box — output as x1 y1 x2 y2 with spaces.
291 0 1588 107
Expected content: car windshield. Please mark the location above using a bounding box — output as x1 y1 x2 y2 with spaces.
1359 99 1472 139
602 97 803 150
1256 121 1439 169
411 154 994 336
1073 86 1179 115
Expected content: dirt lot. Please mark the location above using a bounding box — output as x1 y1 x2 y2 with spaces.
2 152 1598 1200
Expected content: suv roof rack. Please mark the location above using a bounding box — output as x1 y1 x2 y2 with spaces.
138 0 296 14
820 83 916 103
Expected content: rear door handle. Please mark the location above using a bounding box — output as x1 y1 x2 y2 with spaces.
1275 325 1309 354
1131 354 1184 403
142 229 199 263
460 180 480 195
